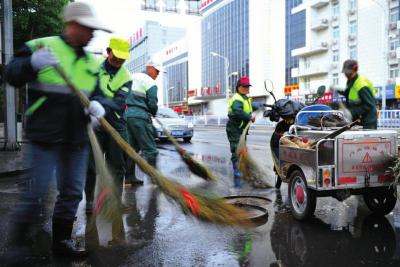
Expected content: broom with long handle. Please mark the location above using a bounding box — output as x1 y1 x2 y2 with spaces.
237 110 273 188
154 117 217 181
54 65 253 226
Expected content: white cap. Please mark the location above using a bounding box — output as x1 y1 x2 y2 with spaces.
63 2 112 33
146 59 166 73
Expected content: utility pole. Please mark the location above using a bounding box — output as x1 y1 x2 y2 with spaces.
2 0 18 150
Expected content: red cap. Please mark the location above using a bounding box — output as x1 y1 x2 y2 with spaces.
237 76 252 87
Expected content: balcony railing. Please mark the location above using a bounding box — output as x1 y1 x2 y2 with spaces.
311 18 329 31
291 42 329 57
310 0 329 9
291 64 330 78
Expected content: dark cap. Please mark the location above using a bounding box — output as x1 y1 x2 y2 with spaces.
342 59 358 74
237 76 252 87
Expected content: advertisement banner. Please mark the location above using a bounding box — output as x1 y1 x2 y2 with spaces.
375 85 395 99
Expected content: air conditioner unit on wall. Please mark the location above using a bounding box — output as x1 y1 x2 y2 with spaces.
321 18 329 24
347 9 356 16
332 40 338 45
332 16 338 21
389 23 398 31
348 34 356 41
389 51 397 58
321 42 329 47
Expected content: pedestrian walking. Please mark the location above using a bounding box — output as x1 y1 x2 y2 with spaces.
125 60 163 180
337 59 377 129
226 76 261 188
85 37 132 213
4 1 110 257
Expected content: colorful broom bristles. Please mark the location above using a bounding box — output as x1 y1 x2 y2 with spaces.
155 118 217 181
237 119 272 189
87 126 121 222
55 65 253 227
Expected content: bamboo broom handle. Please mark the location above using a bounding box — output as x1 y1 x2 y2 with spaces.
53 66 171 188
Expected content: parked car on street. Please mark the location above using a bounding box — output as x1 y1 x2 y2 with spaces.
152 107 194 142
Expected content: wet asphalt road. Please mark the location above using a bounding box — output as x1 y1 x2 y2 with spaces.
1 126 400 266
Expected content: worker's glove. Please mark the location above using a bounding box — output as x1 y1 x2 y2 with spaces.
90 115 101 129
30 48 59 71
250 117 256 123
86 100 105 119
339 107 353 123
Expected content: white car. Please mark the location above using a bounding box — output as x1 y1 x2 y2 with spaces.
152 107 194 142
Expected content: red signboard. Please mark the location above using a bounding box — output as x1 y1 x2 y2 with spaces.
319 92 333 103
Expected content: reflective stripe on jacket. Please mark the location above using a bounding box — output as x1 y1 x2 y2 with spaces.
348 75 375 104
26 36 100 95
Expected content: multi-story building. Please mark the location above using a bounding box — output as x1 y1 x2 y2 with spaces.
290 0 400 109
125 0 202 111
153 39 190 112
285 0 306 95
198 0 285 115
141 0 200 15
125 21 186 74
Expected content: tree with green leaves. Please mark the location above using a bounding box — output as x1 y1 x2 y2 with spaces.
12 0 70 50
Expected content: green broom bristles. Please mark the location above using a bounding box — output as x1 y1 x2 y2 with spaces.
237 119 272 189
87 126 122 222
155 118 217 181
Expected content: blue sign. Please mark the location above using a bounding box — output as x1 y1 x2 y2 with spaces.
375 85 395 99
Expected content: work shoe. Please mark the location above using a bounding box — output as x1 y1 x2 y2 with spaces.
52 239 88 257
52 218 88 258
234 177 241 188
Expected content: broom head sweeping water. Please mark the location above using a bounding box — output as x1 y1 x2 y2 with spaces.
237 121 272 188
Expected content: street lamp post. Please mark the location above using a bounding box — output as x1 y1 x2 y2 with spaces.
211 52 230 99
371 0 388 110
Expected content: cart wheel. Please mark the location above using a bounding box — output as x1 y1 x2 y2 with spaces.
288 170 316 220
363 187 397 216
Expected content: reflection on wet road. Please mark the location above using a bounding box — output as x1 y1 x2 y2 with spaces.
1 128 400 266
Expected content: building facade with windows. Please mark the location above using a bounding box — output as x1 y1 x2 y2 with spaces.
198 0 285 115
141 0 200 15
125 21 186 74
285 0 306 94
290 0 400 109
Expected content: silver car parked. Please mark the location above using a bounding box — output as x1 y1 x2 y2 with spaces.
152 107 194 142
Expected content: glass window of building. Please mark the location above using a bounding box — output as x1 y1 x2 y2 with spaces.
332 26 340 39
304 57 310 69
332 50 339 62
332 73 339 85
349 0 357 10
165 0 178 12
349 20 357 35
143 0 157 10
186 0 200 14
389 65 399 78
390 38 400 51
332 2 339 17
201 0 250 95
349 45 357 59
390 7 399 24
304 77 310 90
